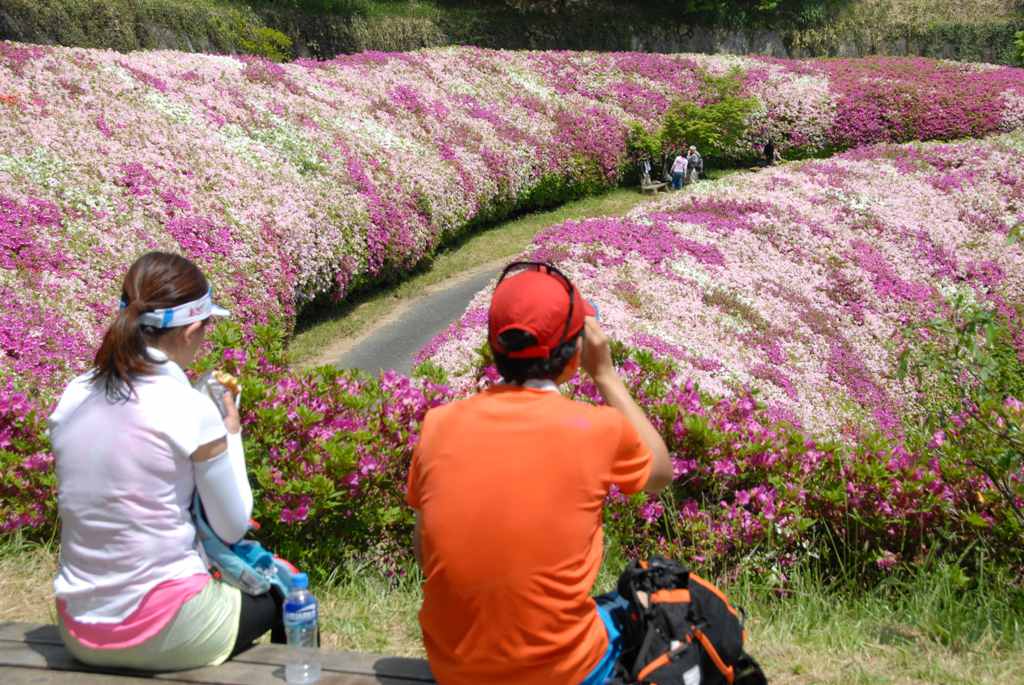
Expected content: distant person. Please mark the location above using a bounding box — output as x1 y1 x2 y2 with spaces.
639 156 653 185
661 151 673 183
764 138 776 166
687 145 704 182
671 151 688 190
49 251 284 671
407 262 672 685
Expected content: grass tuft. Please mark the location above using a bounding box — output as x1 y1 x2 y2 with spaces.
0 535 59 625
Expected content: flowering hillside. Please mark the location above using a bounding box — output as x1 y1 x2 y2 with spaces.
4 44 1024 567
421 135 1024 438
4 42 1024 409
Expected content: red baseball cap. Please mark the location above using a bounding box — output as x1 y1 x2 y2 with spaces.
488 264 595 360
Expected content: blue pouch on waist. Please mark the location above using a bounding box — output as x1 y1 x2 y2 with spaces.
192 492 296 598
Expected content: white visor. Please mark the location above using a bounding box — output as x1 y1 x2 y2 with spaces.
125 289 231 329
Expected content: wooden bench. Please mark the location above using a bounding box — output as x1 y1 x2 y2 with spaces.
639 170 668 194
640 181 667 194
0 622 436 684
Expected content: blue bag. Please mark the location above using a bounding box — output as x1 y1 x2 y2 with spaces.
192 492 297 598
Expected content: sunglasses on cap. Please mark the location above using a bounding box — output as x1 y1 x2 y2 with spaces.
497 261 578 349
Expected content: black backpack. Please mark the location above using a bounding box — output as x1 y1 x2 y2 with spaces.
610 557 768 685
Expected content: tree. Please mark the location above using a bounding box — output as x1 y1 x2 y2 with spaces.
660 69 758 160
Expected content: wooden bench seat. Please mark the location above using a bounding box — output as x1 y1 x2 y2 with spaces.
639 170 668 195
0 622 436 685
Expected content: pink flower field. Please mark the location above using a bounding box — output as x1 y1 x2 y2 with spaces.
422 134 1024 438
4 42 1024 407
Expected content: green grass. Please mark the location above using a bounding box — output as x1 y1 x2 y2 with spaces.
4 524 1023 683
314 552 1024 684
730 559 1024 684
0 535 58 626
288 173 740 368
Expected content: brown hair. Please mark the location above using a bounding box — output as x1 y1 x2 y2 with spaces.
92 252 209 401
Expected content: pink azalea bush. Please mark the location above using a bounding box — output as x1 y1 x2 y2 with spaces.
0 380 54 533
203 330 454 570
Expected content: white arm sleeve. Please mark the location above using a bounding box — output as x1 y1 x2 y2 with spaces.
194 432 253 544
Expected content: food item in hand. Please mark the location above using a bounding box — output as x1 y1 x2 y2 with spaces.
213 370 240 397
193 370 240 418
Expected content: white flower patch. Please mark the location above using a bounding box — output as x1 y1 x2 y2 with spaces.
936 282 984 308
504 66 558 100
251 118 323 173
1000 89 1024 132
142 91 195 125
0 147 68 187
216 124 273 171
666 256 716 291
96 62 137 89
337 116 415 157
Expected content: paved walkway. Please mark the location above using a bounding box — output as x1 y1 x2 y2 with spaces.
334 267 498 375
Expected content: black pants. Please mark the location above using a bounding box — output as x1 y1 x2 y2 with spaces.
230 590 286 657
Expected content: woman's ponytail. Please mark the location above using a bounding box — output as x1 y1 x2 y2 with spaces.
92 252 208 401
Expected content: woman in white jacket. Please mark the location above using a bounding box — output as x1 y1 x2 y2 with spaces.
49 251 283 671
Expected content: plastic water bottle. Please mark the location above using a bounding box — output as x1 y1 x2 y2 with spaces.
283 573 321 684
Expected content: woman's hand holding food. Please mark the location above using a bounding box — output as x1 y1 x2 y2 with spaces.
214 371 242 435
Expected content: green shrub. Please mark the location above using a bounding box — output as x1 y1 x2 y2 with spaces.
661 98 758 162
238 24 293 60
897 290 1024 545
626 122 662 161
661 69 757 160
790 1 1024 65
250 0 373 14
342 14 446 52
625 68 759 168
0 0 278 55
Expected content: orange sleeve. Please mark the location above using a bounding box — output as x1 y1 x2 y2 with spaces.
405 405 442 507
608 410 653 495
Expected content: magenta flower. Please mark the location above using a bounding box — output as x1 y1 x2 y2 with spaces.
875 551 899 571
928 430 946 450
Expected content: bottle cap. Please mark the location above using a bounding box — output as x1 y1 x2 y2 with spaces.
291 572 308 589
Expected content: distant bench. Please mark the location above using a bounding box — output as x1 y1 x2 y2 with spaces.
0 622 436 685
639 170 668 194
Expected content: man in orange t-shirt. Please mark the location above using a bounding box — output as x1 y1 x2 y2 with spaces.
406 262 673 685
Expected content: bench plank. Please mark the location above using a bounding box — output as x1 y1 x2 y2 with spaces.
640 182 668 194
0 641 407 684
0 624 61 645
1 623 434 684
2 666 166 684
235 646 434 682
